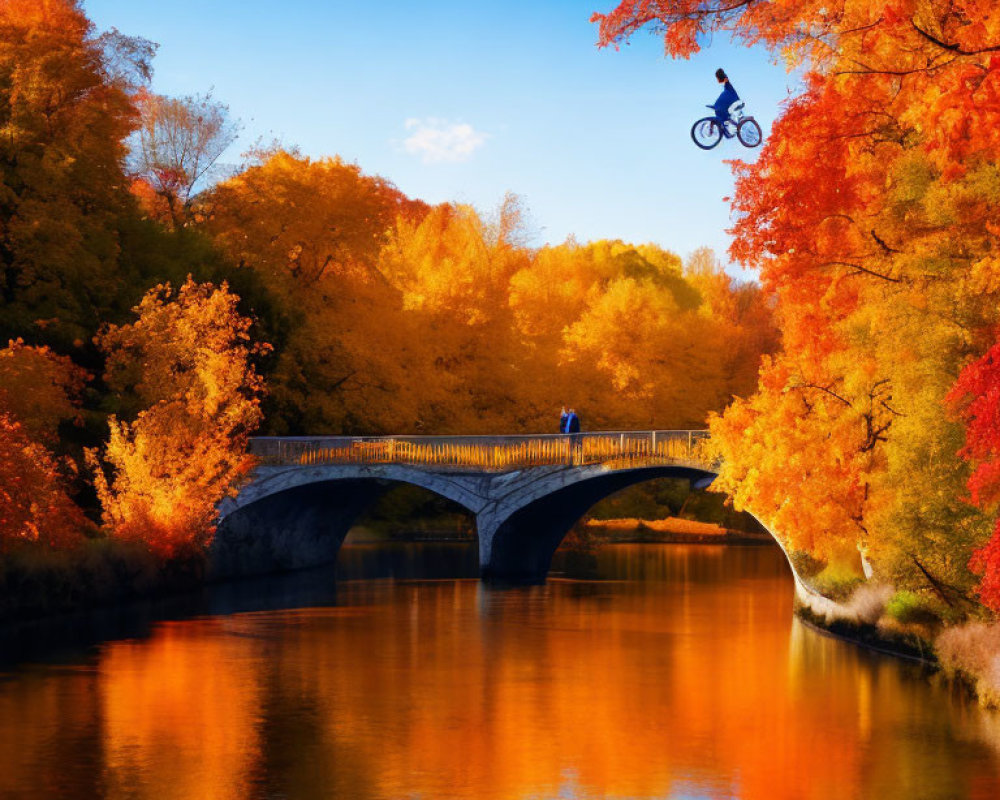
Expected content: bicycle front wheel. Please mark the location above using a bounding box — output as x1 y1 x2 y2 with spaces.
737 118 762 148
691 117 722 150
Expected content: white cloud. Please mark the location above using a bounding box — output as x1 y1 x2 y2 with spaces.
402 117 487 163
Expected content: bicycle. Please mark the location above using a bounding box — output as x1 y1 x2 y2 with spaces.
691 102 762 150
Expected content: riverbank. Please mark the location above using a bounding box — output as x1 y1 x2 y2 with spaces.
0 540 205 625
794 603 937 664
0 520 762 625
790 575 1000 709
579 517 775 545
347 516 776 546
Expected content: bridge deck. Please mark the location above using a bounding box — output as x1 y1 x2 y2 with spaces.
249 430 715 472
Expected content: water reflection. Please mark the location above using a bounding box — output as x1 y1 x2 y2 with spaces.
1 544 999 799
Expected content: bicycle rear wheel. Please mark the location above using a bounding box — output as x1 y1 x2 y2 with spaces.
691 117 722 150
737 118 762 148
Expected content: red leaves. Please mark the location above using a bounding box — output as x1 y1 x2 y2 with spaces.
592 2 726 58
949 340 1000 609
969 522 1000 612
948 342 1000 504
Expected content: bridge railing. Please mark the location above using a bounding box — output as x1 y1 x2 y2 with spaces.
249 431 715 472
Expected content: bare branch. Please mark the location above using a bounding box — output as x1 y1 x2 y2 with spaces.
911 19 1000 55
820 260 903 283
870 229 902 254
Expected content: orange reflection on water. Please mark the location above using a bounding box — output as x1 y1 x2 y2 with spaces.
100 622 264 799
1 544 1000 800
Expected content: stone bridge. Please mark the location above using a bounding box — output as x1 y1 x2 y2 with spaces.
213 431 722 582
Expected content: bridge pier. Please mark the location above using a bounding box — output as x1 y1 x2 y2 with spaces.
477 513 567 584
476 479 611 583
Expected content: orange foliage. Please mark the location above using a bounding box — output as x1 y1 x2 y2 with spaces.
383 200 529 324
198 142 778 436
377 196 535 431
708 356 878 561
200 145 777 436
205 149 427 288
0 338 88 551
201 149 434 435
129 176 174 225
0 0 149 349
504 239 776 431
596 1 1000 603
0 412 86 552
88 279 267 557
0 339 86 445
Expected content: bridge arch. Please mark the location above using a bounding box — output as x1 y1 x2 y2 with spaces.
478 465 719 582
211 464 490 579
475 464 822 608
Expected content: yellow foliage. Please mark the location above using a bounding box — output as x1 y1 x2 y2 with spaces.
89 279 267 557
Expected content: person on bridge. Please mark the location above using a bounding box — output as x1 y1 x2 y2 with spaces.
565 408 582 462
560 406 569 433
711 68 740 137
566 408 580 436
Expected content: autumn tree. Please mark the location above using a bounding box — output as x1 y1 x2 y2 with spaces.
0 0 151 350
205 148 427 287
379 197 534 432
505 239 772 430
594 1 1000 608
202 149 430 434
128 91 239 227
88 279 267 557
561 264 724 428
0 338 89 552
195 135 778 437
0 413 87 552
0 339 86 446
685 247 779 393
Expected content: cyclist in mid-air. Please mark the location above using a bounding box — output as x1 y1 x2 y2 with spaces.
711 68 739 137
690 69 761 150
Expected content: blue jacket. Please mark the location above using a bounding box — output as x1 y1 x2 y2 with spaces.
566 412 580 434
713 81 739 119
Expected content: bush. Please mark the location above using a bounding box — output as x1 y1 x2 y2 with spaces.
936 623 1000 709
843 583 894 625
810 561 864 601
886 590 924 623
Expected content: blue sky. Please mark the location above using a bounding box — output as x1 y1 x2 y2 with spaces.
85 0 797 276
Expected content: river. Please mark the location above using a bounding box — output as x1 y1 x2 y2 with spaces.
1 542 999 799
